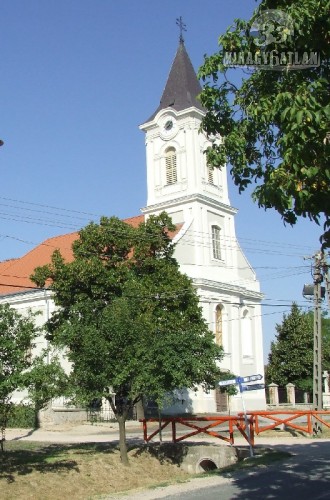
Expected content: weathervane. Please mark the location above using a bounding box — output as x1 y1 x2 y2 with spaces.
176 16 187 43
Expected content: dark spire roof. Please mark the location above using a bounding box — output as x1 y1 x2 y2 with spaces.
146 41 205 122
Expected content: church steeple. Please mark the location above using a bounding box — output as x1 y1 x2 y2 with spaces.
146 41 205 122
140 35 229 209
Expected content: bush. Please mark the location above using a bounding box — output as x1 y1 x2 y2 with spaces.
6 404 36 428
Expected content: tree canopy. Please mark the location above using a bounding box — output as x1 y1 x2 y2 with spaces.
0 303 66 447
31 213 223 464
266 303 330 393
198 0 330 247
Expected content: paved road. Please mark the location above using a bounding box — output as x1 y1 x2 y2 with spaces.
160 440 330 499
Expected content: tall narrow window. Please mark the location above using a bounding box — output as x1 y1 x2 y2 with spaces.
215 305 223 345
165 147 177 185
212 225 221 260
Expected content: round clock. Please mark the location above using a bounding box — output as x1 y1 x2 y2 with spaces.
160 115 178 139
164 119 173 131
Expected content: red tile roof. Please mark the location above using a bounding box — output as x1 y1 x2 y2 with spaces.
0 215 145 297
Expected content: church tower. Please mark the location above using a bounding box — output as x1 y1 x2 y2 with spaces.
140 39 265 413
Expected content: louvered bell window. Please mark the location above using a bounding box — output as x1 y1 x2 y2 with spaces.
206 147 214 184
207 165 214 184
165 147 177 185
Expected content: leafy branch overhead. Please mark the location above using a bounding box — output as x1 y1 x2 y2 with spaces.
198 0 330 247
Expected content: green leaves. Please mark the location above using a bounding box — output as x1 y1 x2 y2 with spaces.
0 304 67 437
199 0 330 247
31 213 223 412
266 304 330 392
0 304 36 396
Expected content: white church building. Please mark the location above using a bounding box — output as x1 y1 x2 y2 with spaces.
0 40 265 417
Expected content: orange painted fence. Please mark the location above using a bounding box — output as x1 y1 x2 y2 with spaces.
238 410 330 435
141 410 330 447
141 416 254 446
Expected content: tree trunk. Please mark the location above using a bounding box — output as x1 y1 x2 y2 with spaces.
108 395 130 466
135 397 145 420
117 413 129 466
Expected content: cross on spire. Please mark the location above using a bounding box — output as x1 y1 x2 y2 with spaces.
176 16 187 44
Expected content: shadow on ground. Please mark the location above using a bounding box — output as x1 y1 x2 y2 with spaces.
221 441 330 499
0 441 118 483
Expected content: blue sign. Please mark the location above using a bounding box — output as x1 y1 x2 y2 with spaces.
218 378 237 387
219 374 263 388
239 374 263 384
240 383 265 392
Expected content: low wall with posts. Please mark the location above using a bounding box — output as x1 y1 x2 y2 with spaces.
267 383 311 408
268 371 330 409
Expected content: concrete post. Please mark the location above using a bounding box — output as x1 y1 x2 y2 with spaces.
304 392 310 404
268 383 279 406
135 398 145 420
322 371 330 409
286 383 295 406
323 370 329 393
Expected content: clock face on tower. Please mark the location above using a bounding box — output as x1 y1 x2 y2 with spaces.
164 119 173 131
159 115 178 140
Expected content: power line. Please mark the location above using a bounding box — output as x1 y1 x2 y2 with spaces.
0 196 101 218
0 194 319 256
0 222 316 263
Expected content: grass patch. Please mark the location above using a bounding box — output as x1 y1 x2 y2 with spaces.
0 441 189 500
200 449 292 478
315 426 330 438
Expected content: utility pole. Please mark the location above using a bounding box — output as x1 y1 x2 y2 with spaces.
313 253 323 414
321 254 330 311
303 251 328 434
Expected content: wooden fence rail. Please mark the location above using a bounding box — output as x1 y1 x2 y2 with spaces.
141 410 330 447
238 410 330 435
140 416 254 446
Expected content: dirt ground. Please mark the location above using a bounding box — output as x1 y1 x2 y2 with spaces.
3 422 330 500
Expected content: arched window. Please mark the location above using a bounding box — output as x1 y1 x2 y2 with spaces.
211 225 221 260
165 147 177 185
215 305 223 345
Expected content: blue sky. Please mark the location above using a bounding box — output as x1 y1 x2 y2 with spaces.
0 0 324 361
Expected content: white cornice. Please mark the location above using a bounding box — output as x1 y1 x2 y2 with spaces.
192 278 264 300
142 193 237 215
140 106 205 132
0 288 53 304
